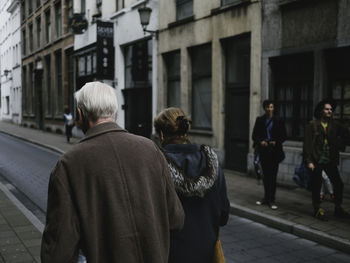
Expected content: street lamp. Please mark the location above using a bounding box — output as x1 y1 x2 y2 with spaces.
138 5 158 37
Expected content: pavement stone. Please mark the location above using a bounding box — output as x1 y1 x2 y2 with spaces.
0 120 350 261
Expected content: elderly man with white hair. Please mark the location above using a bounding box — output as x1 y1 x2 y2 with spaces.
41 81 185 263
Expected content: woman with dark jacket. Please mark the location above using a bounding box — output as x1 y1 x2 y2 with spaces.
154 107 230 263
252 100 287 210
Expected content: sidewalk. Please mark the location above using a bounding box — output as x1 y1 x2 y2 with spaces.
0 120 350 259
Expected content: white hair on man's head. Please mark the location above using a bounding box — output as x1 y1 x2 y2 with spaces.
75 81 118 121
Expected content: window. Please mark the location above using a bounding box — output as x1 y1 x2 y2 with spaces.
36 0 41 9
22 66 26 113
164 51 181 107
29 23 33 53
36 16 41 49
6 96 10 115
116 0 124 11
326 47 350 128
78 56 86 76
22 29 26 55
66 50 74 110
45 9 51 43
45 55 51 115
28 1 33 15
81 0 86 16
125 40 152 89
66 0 73 33
55 51 63 113
55 2 62 39
29 63 34 114
271 53 314 140
222 0 241 6
190 44 212 130
21 1 26 22
176 0 193 21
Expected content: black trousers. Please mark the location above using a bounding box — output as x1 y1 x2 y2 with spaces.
260 154 279 203
312 163 343 209
65 124 73 141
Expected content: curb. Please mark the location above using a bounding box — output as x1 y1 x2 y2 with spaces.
230 203 350 254
0 130 65 155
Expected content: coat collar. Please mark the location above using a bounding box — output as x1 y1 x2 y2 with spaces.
80 122 127 143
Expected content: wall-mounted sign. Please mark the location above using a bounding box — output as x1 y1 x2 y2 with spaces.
69 13 88 34
97 21 114 80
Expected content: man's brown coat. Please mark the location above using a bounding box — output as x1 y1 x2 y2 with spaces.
41 122 184 263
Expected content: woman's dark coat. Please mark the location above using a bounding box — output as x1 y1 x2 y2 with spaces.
41 122 184 263
162 144 230 263
252 115 287 162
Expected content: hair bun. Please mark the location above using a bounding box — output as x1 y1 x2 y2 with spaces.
176 116 189 134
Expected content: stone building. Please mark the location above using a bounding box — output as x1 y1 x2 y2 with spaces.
157 0 262 172
21 0 74 132
261 0 350 186
0 0 22 124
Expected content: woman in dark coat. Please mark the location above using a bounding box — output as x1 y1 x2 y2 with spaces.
154 107 230 263
252 100 287 210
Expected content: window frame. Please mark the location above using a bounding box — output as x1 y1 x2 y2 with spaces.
55 2 62 39
190 43 213 131
176 0 193 21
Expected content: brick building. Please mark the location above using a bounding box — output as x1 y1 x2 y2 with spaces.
21 0 74 133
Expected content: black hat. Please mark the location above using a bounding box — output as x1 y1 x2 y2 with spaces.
313 98 337 119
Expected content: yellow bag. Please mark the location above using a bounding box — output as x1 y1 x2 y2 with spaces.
212 238 225 263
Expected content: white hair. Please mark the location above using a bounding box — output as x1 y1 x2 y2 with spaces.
74 81 118 121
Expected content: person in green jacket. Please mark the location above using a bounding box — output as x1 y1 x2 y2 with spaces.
303 99 350 220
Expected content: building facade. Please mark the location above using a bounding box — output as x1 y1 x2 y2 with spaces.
74 0 158 139
21 0 74 133
111 0 158 138
0 0 22 124
157 0 262 171
261 0 350 186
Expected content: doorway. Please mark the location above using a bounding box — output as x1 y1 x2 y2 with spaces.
123 39 152 138
223 34 251 172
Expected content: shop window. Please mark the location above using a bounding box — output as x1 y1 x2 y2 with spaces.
176 0 193 21
164 51 181 107
271 53 314 140
190 43 212 130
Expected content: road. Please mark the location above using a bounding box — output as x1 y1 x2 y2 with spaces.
0 132 59 212
1 132 350 262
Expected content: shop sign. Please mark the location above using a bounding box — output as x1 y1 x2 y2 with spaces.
69 13 88 34
96 21 114 80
